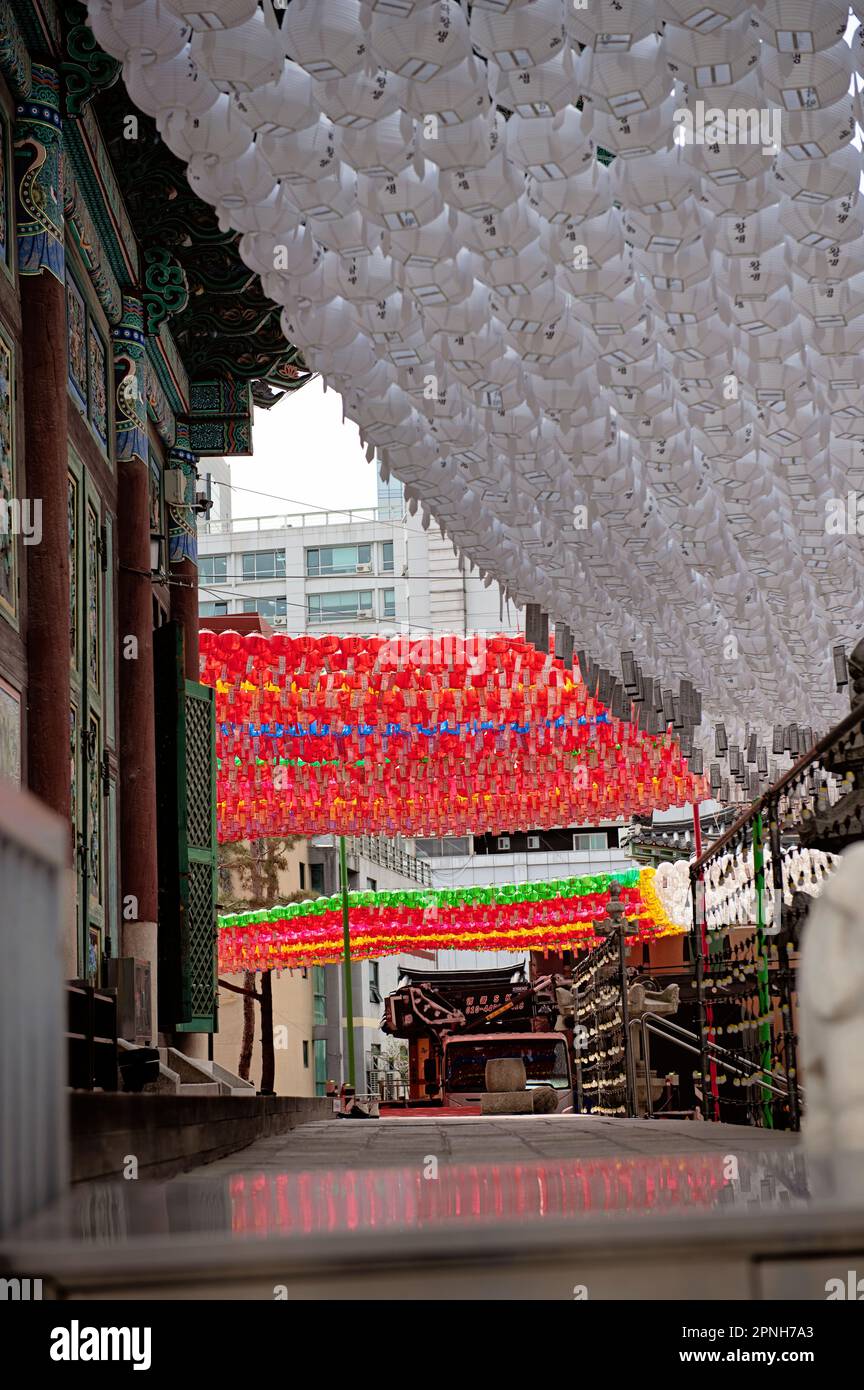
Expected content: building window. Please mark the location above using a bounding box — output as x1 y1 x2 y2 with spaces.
381 540 394 574
313 965 326 1026
369 960 381 1004
241 549 285 581
314 1038 328 1096
242 597 287 622
572 832 609 852
299 862 306 890
302 1040 310 1069
415 836 471 857
307 590 374 623
199 554 228 584
200 601 228 618
310 862 325 893
381 587 396 620
306 543 372 576
366 876 377 891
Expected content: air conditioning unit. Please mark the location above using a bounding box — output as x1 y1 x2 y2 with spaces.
527 835 540 850
497 835 510 851
356 562 372 573
357 608 374 619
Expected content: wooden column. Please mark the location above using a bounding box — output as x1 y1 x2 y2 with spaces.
168 428 200 680
113 296 159 994
16 67 70 824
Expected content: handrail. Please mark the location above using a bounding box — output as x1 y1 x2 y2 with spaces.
690 702 864 874
631 1011 800 1118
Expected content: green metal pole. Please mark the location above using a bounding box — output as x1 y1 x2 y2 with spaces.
339 835 355 1088
752 813 774 1129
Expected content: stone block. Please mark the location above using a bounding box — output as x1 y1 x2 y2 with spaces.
485 1057 527 1092
531 1086 558 1114
480 1091 534 1115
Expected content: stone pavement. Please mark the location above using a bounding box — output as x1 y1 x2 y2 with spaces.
175 1113 798 1180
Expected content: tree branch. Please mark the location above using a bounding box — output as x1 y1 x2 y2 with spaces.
218 977 262 1000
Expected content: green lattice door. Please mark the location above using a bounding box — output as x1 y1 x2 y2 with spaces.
155 623 218 1033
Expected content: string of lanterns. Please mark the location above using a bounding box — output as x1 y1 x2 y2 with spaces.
201 629 706 839
655 843 836 931
216 865 686 971
88 0 864 734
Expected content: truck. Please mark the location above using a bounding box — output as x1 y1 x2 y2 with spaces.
380 965 574 1114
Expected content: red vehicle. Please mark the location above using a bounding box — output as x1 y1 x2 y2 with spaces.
439 1032 573 1113
381 966 574 1114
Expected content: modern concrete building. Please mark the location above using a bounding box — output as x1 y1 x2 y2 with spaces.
197 464 520 640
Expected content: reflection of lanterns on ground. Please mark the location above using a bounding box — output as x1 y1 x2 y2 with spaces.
225 1153 739 1239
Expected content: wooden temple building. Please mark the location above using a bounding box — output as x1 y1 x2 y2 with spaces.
0 0 310 1056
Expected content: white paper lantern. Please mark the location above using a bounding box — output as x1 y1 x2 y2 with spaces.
190 9 283 93
664 14 760 90
317 66 406 128
578 36 672 118
386 207 462 267
219 181 302 236
280 297 361 353
419 112 496 172
405 55 488 124
163 0 256 30
760 41 853 111
329 246 398 300
469 0 566 71
187 143 276 209
313 209 383 258
285 166 357 226
124 46 218 118
240 226 318 280
87 0 190 63
441 150 524 217
159 93 249 162
782 193 864 249
567 0 658 51
232 61 320 137
282 0 367 81
424 279 490 335
757 2 849 55
528 160 609 226
504 107 594 180
354 290 421 343
306 332 379 380
359 163 444 231
258 117 339 183
491 47 576 120
773 143 862 206
588 95 680 160
372 0 472 82
402 253 475 310
340 111 415 177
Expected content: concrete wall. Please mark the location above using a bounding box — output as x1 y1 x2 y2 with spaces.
214 838 316 1095
216 967 316 1098
69 1094 332 1183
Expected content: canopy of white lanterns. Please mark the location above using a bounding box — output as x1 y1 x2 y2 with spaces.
90 0 864 732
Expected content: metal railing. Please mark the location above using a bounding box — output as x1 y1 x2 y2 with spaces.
351 835 432 886
630 1012 802 1121
201 507 387 536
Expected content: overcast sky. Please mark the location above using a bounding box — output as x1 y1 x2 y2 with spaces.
227 378 379 520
